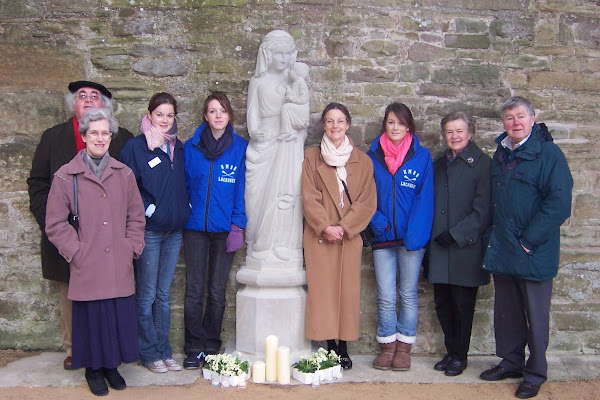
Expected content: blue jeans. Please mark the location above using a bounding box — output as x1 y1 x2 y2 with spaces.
183 230 234 354
135 230 182 366
373 246 425 344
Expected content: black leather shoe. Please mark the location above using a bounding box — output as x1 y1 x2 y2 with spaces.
85 368 109 396
444 358 468 376
479 365 523 381
515 381 541 399
340 356 352 370
434 354 452 371
102 368 126 390
183 352 202 370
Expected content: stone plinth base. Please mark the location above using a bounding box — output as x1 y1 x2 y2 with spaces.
235 285 311 362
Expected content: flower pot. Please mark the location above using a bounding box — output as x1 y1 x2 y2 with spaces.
292 367 314 385
202 368 212 381
230 375 239 387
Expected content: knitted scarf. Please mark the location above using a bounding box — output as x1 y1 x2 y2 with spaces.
380 132 412 175
140 114 178 161
320 134 353 208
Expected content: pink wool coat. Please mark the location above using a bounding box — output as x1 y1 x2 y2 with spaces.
45 152 146 301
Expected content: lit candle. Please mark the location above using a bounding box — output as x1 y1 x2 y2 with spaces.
277 346 290 384
265 335 278 382
252 361 265 384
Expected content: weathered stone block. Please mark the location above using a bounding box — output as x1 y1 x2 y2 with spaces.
444 34 490 49
346 68 396 83
0 0 43 18
421 0 523 10
554 312 600 332
528 71 600 90
133 58 188 77
112 18 156 37
399 63 430 82
490 18 534 39
408 42 455 62
361 39 399 57
504 54 550 69
574 194 600 225
417 83 461 98
364 83 414 97
559 14 600 48
534 18 559 45
0 45 85 91
455 18 489 34
91 47 131 71
432 64 501 86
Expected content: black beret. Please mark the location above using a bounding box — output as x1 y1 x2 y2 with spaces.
68 81 112 99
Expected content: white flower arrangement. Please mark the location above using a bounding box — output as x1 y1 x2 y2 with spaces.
292 347 340 373
204 352 249 377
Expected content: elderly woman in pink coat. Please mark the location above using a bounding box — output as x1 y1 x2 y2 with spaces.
45 108 145 396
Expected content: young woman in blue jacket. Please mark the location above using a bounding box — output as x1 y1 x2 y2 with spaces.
182 92 248 369
368 102 434 372
119 92 190 374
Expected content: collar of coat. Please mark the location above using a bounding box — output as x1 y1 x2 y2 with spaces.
494 123 553 161
317 142 360 215
62 150 125 182
434 140 483 168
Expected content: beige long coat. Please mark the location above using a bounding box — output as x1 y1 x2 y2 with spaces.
301 145 377 341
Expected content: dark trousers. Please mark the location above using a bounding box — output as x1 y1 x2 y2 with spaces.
183 230 234 354
433 283 479 361
493 273 553 386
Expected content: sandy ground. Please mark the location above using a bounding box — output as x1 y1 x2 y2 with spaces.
1 350 599 400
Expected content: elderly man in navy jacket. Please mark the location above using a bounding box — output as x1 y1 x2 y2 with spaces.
27 81 133 370
479 97 573 399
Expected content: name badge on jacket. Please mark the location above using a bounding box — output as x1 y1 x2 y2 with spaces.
148 157 161 168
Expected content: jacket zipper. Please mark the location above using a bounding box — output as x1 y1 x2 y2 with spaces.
392 173 398 240
204 160 214 232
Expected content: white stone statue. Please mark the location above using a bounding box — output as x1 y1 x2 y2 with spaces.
236 30 311 361
244 30 308 268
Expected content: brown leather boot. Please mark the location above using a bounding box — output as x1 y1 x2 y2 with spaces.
372 341 396 370
392 341 412 371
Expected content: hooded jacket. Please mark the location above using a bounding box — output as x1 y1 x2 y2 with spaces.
482 123 573 281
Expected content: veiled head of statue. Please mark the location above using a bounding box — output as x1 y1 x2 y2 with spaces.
254 30 298 77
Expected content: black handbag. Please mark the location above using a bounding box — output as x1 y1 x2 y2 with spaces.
341 181 374 247
68 174 79 231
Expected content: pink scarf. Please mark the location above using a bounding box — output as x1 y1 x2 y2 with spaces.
380 132 412 175
140 114 178 161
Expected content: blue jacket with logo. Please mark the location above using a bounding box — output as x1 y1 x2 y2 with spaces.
367 134 434 251
119 134 190 232
184 122 248 233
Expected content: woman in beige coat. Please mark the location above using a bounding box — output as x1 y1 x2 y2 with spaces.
301 103 377 370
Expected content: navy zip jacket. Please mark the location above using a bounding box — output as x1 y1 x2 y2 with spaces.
367 134 434 251
184 122 248 233
119 134 190 232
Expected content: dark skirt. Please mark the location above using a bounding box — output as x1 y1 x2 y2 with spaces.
71 295 138 370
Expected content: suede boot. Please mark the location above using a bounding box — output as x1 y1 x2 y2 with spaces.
372 341 396 370
85 368 109 396
392 341 412 371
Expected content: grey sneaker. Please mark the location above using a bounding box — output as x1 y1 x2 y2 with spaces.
163 358 182 371
146 360 168 373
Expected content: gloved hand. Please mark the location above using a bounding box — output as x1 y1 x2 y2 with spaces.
434 230 455 248
226 224 244 253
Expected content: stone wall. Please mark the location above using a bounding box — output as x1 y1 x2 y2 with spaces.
1 0 599 356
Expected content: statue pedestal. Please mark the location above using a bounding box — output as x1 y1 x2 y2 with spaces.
236 266 311 362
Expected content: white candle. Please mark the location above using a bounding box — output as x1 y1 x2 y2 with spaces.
252 361 265 384
265 335 278 382
277 346 290 385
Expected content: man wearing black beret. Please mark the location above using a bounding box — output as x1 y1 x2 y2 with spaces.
27 81 134 370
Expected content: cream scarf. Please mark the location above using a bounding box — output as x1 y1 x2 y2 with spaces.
320 134 353 208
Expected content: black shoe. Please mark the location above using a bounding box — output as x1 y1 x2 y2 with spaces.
479 365 523 381
183 352 202 370
434 354 452 371
340 356 352 370
102 368 126 390
444 358 468 376
515 381 541 399
85 368 109 396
